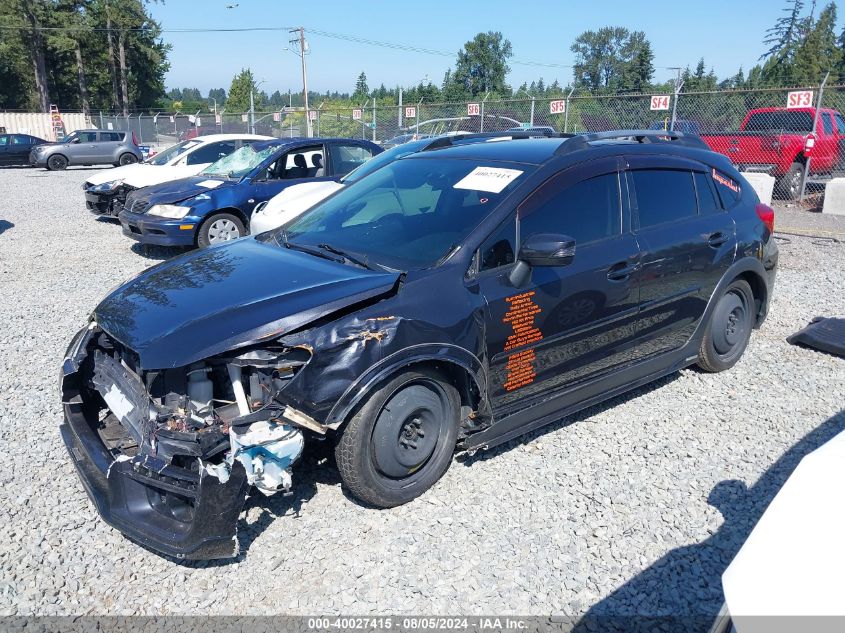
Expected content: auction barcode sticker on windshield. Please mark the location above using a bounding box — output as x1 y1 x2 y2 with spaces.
196 179 224 189
454 166 523 193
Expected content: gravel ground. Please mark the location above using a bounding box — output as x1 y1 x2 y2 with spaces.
0 166 843 621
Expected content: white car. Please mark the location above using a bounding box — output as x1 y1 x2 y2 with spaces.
250 137 430 234
83 133 272 216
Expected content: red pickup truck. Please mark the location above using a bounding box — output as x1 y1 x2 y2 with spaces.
701 107 845 199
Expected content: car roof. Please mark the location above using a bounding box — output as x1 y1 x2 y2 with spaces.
250 137 375 152
411 137 566 165
192 133 273 142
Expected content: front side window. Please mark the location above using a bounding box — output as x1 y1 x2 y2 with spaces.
834 113 845 133
284 158 531 269
823 113 834 135
331 144 374 175
0 135 9 146
630 169 697 229
520 172 622 245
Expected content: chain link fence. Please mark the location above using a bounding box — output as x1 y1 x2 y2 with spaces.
86 81 845 205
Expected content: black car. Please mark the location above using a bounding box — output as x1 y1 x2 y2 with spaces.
0 133 47 166
60 130 778 559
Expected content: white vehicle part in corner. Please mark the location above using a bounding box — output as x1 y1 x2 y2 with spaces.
250 180 344 233
722 429 845 631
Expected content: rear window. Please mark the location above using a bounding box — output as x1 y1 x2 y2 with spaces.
744 111 813 132
630 169 697 229
712 169 742 208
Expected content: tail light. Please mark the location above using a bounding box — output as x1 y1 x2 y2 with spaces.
756 203 775 233
804 133 816 155
131 130 139 146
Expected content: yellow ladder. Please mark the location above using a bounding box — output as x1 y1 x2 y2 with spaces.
49 104 65 141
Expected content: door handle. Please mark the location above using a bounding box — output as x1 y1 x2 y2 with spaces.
607 261 640 281
707 231 729 248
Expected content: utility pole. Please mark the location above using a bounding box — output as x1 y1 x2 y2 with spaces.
290 27 311 137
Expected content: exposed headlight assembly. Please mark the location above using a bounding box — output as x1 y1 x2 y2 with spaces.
147 204 191 219
93 180 123 193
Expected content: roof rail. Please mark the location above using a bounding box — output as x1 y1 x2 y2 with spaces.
555 129 709 155
422 129 571 151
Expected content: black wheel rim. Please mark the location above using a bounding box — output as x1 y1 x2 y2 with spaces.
711 289 749 356
371 381 449 479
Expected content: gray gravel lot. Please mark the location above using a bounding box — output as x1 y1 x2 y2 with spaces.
0 166 843 620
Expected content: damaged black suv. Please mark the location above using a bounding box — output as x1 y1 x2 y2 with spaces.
60 130 778 559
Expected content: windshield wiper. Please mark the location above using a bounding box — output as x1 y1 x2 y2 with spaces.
317 243 377 270
278 232 344 263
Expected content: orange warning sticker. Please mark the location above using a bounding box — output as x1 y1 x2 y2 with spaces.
502 291 544 391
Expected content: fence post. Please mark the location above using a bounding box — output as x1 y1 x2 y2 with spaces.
480 91 489 132
99 111 103 130
670 67 683 132
372 101 376 142
530 96 535 126
800 72 830 202
416 98 422 136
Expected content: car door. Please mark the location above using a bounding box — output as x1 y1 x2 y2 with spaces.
10 135 34 163
244 144 326 216
0 135 9 165
625 155 736 358
68 131 100 164
816 112 839 171
476 157 642 412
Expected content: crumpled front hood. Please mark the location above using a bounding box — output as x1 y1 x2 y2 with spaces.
122 164 205 189
94 237 400 369
137 175 235 206
86 162 150 186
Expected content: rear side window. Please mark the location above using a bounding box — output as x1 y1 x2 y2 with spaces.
694 172 721 214
630 169 697 229
712 169 742 208
101 132 122 141
520 172 622 245
331 144 374 175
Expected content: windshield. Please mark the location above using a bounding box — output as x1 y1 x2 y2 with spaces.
283 157 531 269
341 141 428 184
202 144 278 179
147 139 201 165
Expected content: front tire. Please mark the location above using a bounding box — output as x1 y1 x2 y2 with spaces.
696 279 754 373
47 154 68 171
335 369 460 508
197 212 245 248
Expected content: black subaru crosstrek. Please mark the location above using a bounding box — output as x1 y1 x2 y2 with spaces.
60 130 778 559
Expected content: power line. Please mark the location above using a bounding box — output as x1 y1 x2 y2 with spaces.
0 22 682 71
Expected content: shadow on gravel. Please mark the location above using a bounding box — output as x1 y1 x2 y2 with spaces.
572 407 845 633
169 439 341 568
130 242 188 261
95 216 121 224
0 220 13 235
459 373 680 465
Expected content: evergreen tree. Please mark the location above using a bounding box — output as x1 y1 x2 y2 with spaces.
762 0 805 59
227 68 262 112
353 71 368 101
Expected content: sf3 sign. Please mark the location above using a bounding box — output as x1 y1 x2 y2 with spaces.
650 95 671 111
787 90 814 109
467 103 481 116
550 100 566 114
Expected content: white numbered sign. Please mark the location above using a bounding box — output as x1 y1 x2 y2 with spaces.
405 106 416 119
650 95 671 110
787 90 814 109
467 103 481 116
352 109 362 121
550 100 566 114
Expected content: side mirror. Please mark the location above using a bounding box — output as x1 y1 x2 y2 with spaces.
519 233 576 267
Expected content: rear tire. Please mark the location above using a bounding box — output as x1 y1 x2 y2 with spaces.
775 162 804 200
197 212 245 248
696 279 755 373
47 154 68 171
118 153 138 166
335 369 460 508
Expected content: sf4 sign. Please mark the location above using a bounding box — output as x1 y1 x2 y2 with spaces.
467 103 481 116
787 90 814 109
550 100 566 114
650 95 671 111
405 106 416 119
352 109 362 121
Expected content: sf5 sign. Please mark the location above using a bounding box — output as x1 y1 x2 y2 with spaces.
787 90 814 109
650 95 671 111
550 100 566 114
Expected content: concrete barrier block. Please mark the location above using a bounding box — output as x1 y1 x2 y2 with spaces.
742 173 776 206
822 178 845 216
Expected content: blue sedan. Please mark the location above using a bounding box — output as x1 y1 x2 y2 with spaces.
118 137 382 247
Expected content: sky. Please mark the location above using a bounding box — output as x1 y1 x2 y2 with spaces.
148 0 806 96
